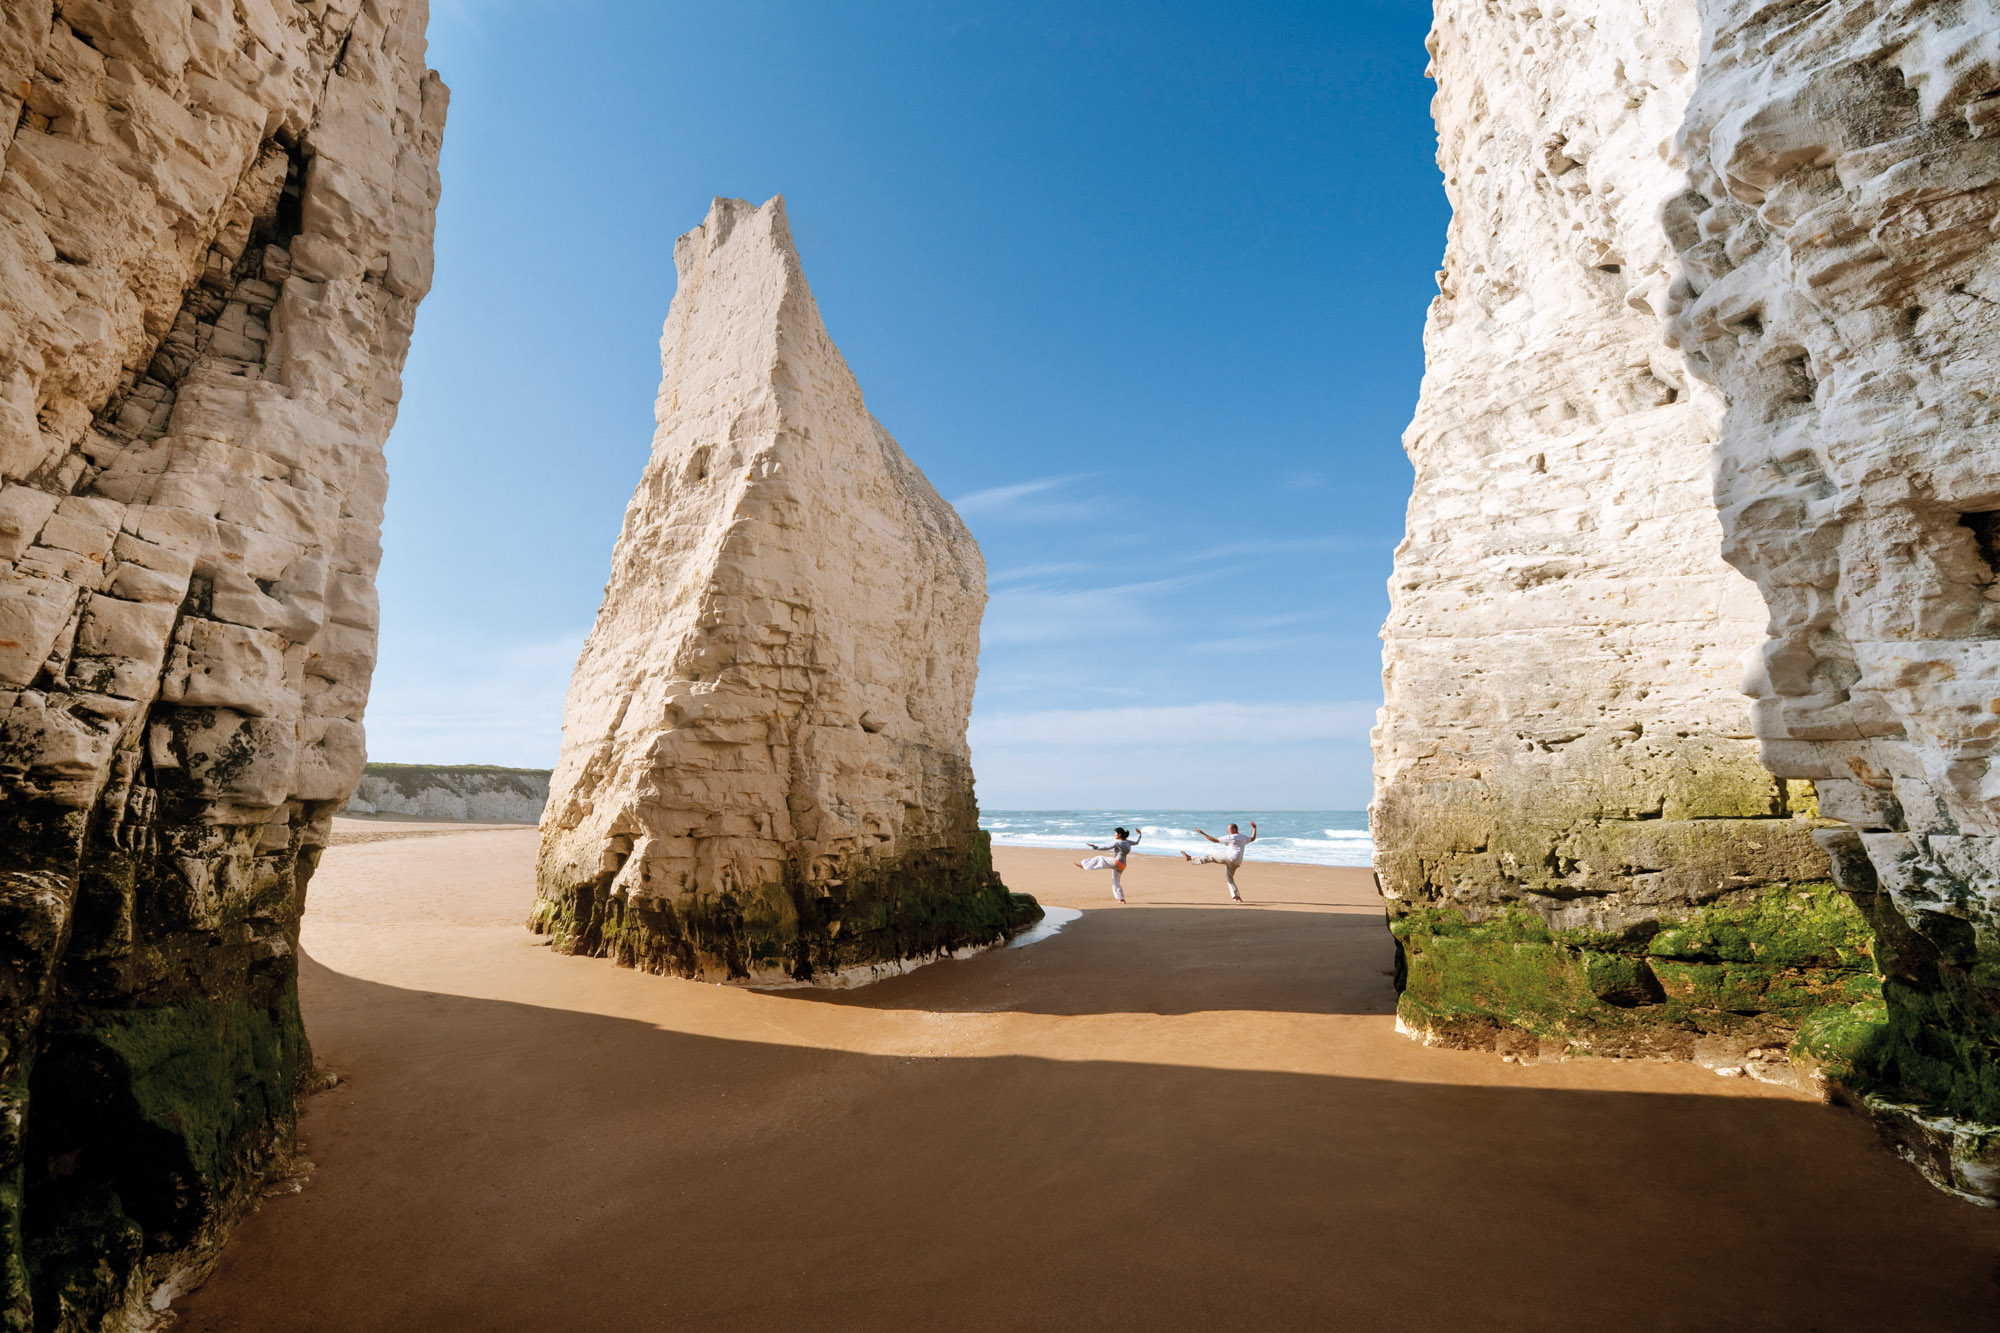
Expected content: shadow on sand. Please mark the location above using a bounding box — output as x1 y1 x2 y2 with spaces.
764 905 1401 1018
170 947 2000 1333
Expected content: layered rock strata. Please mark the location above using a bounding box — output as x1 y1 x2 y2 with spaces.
0 4 444 1325
1373 0 1860 1084
344 764 549 823
534 196 1034 984
1667 0 2000 1202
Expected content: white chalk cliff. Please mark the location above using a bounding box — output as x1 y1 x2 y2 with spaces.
1669 0 2000 1202
1374 0 1840 1078
0 0 445 1323
344 764 549 822
1377 0 2000 1201
535 196 1033 983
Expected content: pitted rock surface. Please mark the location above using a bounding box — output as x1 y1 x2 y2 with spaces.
534 196 1033 985
1373 0 1842 1076
0 3 444 1324
1669 0 2000 1204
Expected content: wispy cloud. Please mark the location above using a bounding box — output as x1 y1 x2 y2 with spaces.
972 700 1376 747
969 700 1379 807
989 560 1097 586
951 473 1099 522
982 574 1204 644
1175 534 1379 566
363 628 587 767
1184 633 1334 655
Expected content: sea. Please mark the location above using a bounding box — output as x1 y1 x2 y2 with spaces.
980 810 1374 868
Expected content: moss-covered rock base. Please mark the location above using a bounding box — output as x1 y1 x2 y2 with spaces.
23 986 308 1331
1809 829 2000 1204
1391 881 1883 1089
0 780 329 1331
529 830 1040 984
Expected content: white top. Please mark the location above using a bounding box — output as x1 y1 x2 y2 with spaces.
1219 832 1252 860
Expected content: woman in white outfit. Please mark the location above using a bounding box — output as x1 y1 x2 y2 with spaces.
1077 826 1142 902
1182 820 1256 901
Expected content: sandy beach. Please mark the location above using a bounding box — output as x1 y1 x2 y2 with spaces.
172 822 2000 1331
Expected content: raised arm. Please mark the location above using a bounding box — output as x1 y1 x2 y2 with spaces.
1248 821 1259 842
1195 828 1219 843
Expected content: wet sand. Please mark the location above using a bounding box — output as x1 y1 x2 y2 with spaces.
176 825 2000 1330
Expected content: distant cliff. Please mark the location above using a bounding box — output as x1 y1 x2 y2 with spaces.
345 764 550 823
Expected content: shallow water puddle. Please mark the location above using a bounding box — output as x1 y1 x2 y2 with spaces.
1006 905 1083 949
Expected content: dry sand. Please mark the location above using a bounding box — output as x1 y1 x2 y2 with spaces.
174 823 2000 1330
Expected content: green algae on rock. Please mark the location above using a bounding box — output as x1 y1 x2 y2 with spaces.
1389 880 1882 1086
0 0 447 1323
532 830 1038 984
1363 0 2000 1207
533 197 1037 984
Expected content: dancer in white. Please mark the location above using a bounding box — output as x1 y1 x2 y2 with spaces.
1077 826 1142 902
1181 820 1256 902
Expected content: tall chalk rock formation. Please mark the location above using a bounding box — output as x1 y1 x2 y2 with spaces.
0 3 444 1324
1381 0 2000 1202
1668 0 2000 1202
534 197 1034 984
1374 0 1855 1081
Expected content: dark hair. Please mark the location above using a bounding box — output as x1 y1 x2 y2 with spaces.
1114 827 1129 839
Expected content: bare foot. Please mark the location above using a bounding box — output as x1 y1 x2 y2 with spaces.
1180 851 1191 862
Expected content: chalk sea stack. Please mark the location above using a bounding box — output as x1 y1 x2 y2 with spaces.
0 1 444 1324
1376 0 2000 1200
534 196 1035 984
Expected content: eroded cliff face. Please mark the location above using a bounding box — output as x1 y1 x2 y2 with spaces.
1668 0 2000 1202
533 197 1035 985
0 3 444 1325
1373 0 1860 1081
344 764 548 823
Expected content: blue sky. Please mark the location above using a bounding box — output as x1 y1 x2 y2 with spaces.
364 0 1445 809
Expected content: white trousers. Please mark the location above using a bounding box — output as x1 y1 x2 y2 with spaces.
1080 856 1126 899
1192 853 1243 897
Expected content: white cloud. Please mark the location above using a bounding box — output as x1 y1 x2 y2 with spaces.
1175 534 1373 565
972 700 1375 745
969 700 1379 808
988 560 1096 585
362 628 587 768
981 574 1200 644
950 473 1099 522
